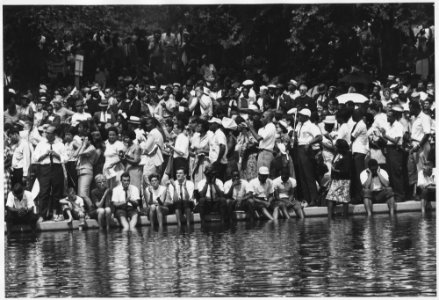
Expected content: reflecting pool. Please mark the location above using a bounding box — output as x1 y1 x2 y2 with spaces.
5 212 436 297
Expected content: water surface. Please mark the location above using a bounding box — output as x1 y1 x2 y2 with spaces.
5 212 436 297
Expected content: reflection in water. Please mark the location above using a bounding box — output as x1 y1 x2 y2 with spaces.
5 212 436 297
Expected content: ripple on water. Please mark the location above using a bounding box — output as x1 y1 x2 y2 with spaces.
5 212 436 297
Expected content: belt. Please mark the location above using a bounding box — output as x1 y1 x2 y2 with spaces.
40 163 62 167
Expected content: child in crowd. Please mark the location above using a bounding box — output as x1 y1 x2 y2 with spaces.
59 187 86 224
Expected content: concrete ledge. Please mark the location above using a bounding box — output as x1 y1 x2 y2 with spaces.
6 201 434 233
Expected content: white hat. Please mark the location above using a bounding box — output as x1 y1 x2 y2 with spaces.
288 79 298 86
390 84 398 89
278 120 288 130
242 79 254 86
128 116 141 124
298 108 311 117
222 117 237 130
391 104 404 112
390 93 398 100
372 80 381 86
258 166 269 175
39 84 48 91
173 82 181 87
8 88 16 94
420 91 428 101
268 84 276 89
387 74 395 81
160 85 166 90
287 108 297 115
249 104 260 112
323 115 337 124
91 85 99 92
39 88 47 94
208 117 222 125
260 85 268 92
402 102 410 112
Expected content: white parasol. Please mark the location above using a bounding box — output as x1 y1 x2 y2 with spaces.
336 93 369 104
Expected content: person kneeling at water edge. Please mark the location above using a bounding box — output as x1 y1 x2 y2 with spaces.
197 165 227 223
273 167 304 219
6 183 39 232
112 172 140 231
144 173 171 228
224 169 254 221
248 167 274 220
360 159 396 216
168 168 195 227
59 187 86 224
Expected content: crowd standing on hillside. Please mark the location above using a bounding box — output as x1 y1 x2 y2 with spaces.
4 30 436 231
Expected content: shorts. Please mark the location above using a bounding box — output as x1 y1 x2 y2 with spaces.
274 198 301 211
62 207 84 220
114 206 138 219
362 188 394 203
146 204 170 215
420 187 436 202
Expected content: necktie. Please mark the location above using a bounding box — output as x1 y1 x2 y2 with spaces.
49 143 54 166
210 183 214 201
125 188 129 202
351 122 358 136
179 183 184 201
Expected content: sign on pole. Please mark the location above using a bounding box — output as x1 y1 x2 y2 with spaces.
74 54 84 77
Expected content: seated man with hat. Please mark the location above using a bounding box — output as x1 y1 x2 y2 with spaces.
248 166 274 220
197 165 227 224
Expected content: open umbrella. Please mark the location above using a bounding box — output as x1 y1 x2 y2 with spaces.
338 72 373 86
336 93 368 104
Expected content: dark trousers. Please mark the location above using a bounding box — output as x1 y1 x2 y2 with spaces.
198 197 228 221
351 153 366 204
37 164 64 220
65 161 78 189
212 162 227 183
6 210 39 228
296 146 318 204
11 168 23 188
386 146 405 202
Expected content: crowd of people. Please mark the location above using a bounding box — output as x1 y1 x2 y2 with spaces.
4 61 436 232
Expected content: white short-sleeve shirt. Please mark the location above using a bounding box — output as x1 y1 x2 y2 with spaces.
223 179 251 200
272 177 297 199
360 169 389 191
411 111 431 143
6 191 35 209
197 179 224 199
209 129 228 164
258 122 276 150
296 120 321 145
248 178 274 199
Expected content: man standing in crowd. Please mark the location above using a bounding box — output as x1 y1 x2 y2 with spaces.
33 125 67 221
294 109 322 206
208 117 228 182
247 110 276 170
8 127 32 188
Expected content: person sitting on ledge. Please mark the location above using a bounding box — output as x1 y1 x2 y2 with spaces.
59 187 86 224
168 168 195 227
6 183 39 233
273 167 304 219
360 159 396 217
197 165 227 224
90 174 113 230
224 169 254 222
248 166 274 220
111 172 140 231
417 161 436 215
145 173 170 228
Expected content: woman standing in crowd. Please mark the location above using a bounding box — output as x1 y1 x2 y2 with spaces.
190 118 212 189
121 130 142 191
103 126 125 188
326 139 352 218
